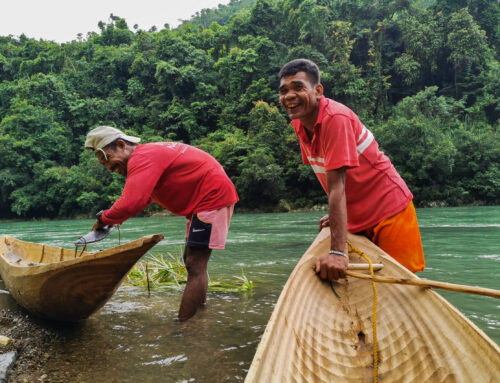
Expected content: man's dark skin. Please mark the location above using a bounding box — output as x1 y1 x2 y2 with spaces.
92 138 212 321
279 71 348 281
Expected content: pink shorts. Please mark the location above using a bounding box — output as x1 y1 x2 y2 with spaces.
186 205 234 249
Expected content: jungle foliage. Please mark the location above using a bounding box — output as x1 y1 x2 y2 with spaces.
0 0 498 219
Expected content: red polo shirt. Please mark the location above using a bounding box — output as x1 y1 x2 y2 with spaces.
292 96 413 232
100 142 238 225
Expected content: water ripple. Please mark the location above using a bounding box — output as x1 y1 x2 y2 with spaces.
478 254 500 261
142 354 187 366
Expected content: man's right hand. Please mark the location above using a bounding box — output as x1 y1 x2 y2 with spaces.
92 210 105 231
315 253 348 280
318 215 330 232
92 219 104 231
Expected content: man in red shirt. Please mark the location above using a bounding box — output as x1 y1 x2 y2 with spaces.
279 59 425 280
85 126 239 321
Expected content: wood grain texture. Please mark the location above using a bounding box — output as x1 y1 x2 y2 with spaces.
0 234 164 321
245 229 500 383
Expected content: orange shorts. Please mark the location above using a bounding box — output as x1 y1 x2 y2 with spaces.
359 201 425 272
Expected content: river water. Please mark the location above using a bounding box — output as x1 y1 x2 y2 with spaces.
0 206 499 382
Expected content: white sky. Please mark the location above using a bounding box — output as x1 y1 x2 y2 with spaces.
0 0 231 43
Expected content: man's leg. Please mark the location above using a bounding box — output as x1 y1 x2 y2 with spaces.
180 205 234 321
178 245 212 321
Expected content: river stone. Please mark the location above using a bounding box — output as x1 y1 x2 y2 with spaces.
0 336 11 347
0 351 17 383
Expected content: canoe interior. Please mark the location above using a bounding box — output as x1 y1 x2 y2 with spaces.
1 237 91 266
245 229 500 383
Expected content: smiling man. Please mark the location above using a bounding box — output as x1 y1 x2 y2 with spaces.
84 126 239 321
279 59 425 280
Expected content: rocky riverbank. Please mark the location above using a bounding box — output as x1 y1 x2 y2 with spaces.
0 309 62 383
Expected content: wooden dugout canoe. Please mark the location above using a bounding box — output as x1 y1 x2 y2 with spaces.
245 229 500 382
0 234 164 321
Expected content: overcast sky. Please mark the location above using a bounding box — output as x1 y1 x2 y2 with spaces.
1 0 231 43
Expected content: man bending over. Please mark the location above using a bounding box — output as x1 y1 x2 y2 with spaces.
85 126 238 320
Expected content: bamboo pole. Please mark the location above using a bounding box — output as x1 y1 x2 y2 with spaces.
313 264 384 271
346 270 500 299
348 263 384 271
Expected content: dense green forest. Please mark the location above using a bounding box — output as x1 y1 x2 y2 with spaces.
0 0 498 219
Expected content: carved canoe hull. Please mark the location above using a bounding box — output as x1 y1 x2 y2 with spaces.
245 229 500 382
0 234 164 321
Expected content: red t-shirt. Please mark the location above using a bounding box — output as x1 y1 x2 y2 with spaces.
292 96 413 232
100 142 238 225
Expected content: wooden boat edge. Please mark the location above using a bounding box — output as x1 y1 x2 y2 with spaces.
0 234 164 273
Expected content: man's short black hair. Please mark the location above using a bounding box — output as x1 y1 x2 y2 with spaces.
279 59 320 85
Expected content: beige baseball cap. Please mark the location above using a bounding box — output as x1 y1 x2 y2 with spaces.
85 126 141 151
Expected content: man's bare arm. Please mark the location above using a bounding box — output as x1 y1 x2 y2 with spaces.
315 168 349 280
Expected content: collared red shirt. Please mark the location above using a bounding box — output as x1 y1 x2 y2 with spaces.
292 96 413 232
100 142 238 225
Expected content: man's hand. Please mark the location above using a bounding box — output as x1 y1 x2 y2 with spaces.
92 219 104 231
315 253 348 281
318 214 330 232
92 210 105 231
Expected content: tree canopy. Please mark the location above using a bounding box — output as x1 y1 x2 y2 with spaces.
0 0 498 219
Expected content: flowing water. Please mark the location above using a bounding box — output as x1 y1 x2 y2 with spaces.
0 206 499 382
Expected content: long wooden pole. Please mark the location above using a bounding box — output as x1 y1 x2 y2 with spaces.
346 270 500 299
348 263 384 271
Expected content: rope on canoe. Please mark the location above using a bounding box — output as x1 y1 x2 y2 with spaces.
74 241 87 258
347 240 379 383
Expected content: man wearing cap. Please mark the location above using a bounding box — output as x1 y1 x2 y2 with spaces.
85 126 239 321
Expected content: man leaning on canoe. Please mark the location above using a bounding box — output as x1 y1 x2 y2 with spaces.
278 59 425 281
